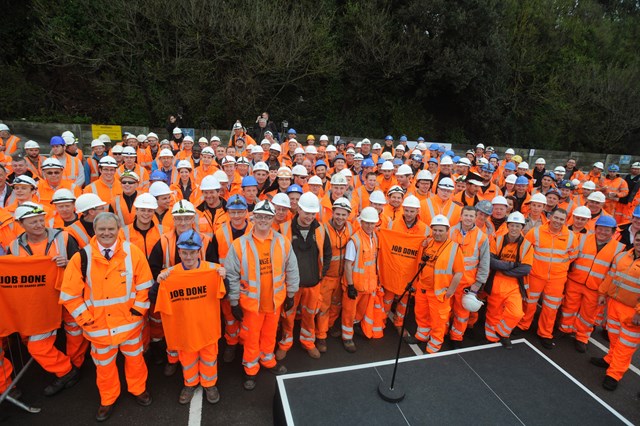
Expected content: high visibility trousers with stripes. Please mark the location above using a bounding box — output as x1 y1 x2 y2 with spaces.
484 278 524 342
0 343 13 393
414 288 451 353
316 276 343 340
382 288 409 327
341 287 371 341
62 307 89 369
220 298 241 346
559 279 600 344
240 309 280 376
449 284 473 341
604 298 640 381
279 286 321 352
518 276 566 338
178 343 218 387
90 328 147 406
23 330 73 378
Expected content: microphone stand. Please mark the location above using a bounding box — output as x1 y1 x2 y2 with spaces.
378 257 428 403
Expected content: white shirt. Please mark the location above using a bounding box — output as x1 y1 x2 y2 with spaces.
97 241 117 259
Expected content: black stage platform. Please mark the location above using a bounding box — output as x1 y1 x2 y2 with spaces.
274 339 631 425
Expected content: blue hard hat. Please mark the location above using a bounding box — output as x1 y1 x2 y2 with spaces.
176 230 203 250
334 154 346 162
633 205 640 218
411 154 423 162
384 135 392 141
490 153 499 160
481 163 495 173
504 162 516 171
476 200 493 215
445 150 455 157
50 136 65 146
545 188 561 198
595 215 617 228
286 184 303 194
438 145 446 153
150 170 168 181
362 158 375 168
515 176 529 185
377 158 385 165
241 175 258 187
428 158 439 164
429 143 439 151
392 159 404 166
608 164 620 172
417 137 425 142
227 194 248 210
452 156 461 163
315 160 327 169
559 179 574 190
543 171 556 180
399 135 408 142
288 128 297 134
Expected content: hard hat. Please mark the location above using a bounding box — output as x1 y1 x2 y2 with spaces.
332 197 352 212
253 162 269 172
137 134 147 143
571 179 581 187
492 196 508 206
505 174 517 185
122 146 137 157
159 139 171 146
396 164 413 175
529 193 547 205
608 164 620 173
149 181 172 197
417 137 425 142
380 161 395 171
400 136 408 142
271 193 291 208
340 168 353 177
232 122 243 130
286 184 304 194
481 163 495 173
428 143 439 151
320 134 329 141
416 170 433 181
99 156 118 168
542 171 556 180
385 135 393 141
158 148 174 157
372 143 382 150
362 158 375 168
213 170 229 183
554 166 566 173
402 195 421 209
176 160 193 170
632 205 640 218
545 188 561 198
287 128 297 134
387 185 405 196
445 150 455 157
241 175 258 187
437 177 455 190
308 175 323 185
259 139 271 147
346 148 356 155
593 162 604 170
517 162 529 170
381 152 394 161
631 162 640 169
305 145 318 155
354 153 364 161
24 140 40 149
489 154 499 160
395 145 405 152
12 175 37 188
440 156 454 166
0 124 9 131
475 200 493 215
210 135 221 142
360 207 379 223
325 145 337 153
294 147 305 156
254 200 276 216
125 133 137 140
119 170 139 182
504 162 516 171
221 156 236 166
76 193 107 213
277 167 293 178
51 188 77 204
369 190 387 205
50 136 65 146
330 173 348 186
572 206 591 219
430 214 450 228
111 145 124 154
238 157 250 166
176 230 203 250
298 192 320 213
587 191 606 203
595 215 617 228
172 127 183 135
416 143 428 151
506 211 526 225
315 160 328 169
150 170 168 182
582 181 596 191
62 136 76 146
476 143 485 150
292 165 308 176
41 157 64 170
200 175 222 191
462 290 484 312
251 145 264 154
505 148 515 155
535 158 546 165
201 147 215 156
91 139 105 148
411 153 423 162
227 194 249 210
133 193 158 209
14 202 46 221
457 158 472 167
172 200 196 216
361 138 371 145
183 136 194 143
147 132 159 139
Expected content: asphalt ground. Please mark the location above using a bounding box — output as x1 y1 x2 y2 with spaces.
1 301 640 425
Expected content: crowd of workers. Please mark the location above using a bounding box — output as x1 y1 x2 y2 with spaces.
0 120 639 422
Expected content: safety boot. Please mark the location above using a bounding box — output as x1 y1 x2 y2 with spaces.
602 375 618 391
163 362 178 377
268 363 288 375
343 339 357 353
590 357 610 368
499 337 513 350
316 339 327 353
243 375 257 391
223 344 237 363
275 348 287 361
204 386 220 404
307 347 321 359
178 386 197 405
43 366 80 396
574 340 587 353
329 326 341 338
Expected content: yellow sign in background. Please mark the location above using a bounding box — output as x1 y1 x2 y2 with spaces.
91 124 122 141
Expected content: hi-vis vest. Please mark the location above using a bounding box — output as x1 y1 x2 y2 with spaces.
280 220 326 280
600 249 640 309
59 154 83 184
350 228 378 293
121 222 163 258
323 221 354 278
449 224 488 286
528 224 577 280
569 235 626 290
3 135 20 155
232 231 291 312
420 240 461 302
215 221 252 262
66 221 91 248
10 228 68 259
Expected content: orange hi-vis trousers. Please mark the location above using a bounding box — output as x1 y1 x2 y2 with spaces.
559 279 600 343
240 309 279 376
604 299 640 381
24 330 73 378
449 285 473 341
316 276 343 340
90 329 147 406
0 344 12 393
414 289 451 353
341 287 371 341
221 298 241 346
178 343 218 387
62 308 89 368
142 305 179 364
382 289 409 328
279 286 321 352
518 276 566 338
484 278 524 342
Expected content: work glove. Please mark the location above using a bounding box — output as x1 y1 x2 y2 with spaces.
347 285 357 300
231 304 244 321
283 296 295 312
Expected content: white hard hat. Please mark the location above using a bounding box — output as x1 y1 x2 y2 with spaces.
340 168 353 177
369 190 387 205
149 181 172 197
346 148 356 155
125 133 137 140
51 188 76 204
76 193 107 213
298 192 320 213
253 200 276 216
631 162 640 169
587 191 606 203
99 156 118 168
172 127 183 134
416 143 427 151
201 147 215 155
277 167 293 178
176 160 193 170
200 175 221 191
232 122 243 130
438 177 455 189
361 138 371 145
491 196 508 206
505 148 515 155
380 161 394 171
221 156 236 165
554 166 566 173
260 138 270 146
24 140 40 149
172 200 196 216
325 145 337 153
147 132 158 139
402 195 421 209
372 143 382 150
271 193 291 208
416 170 433 181
122 146 137 157
593 162 604 170
572 206 592 219
133 193 158 209
505 175 517 185
253 162 269 172
462 291 484 312
270 143 282 153
430 214 450 228
15 202 46 221
213 170 229 183
91 139 105 148
440 156 454 166
396 164 413 175
457 157 472 167
294 147 305 155
360 206 379 223
210 135 221 142
388 185 405 196
517 162 529 170
41 157 64 170
535 158 546 165
292 165 308 176
12 175 37 188
395 145 405 151
158 148 174 157
137 134 147 143
582 181 596 191
353 153 364 161
529 193 547 205
183 135 194 143
61 130 75 139
571 179 581 187
476 143 485 149
63 135 76 146
308 175 323 185
0 124 9 131
319 134 329 141
305 145 318 154
330 173 348 186
251 145 264 154
333 197 352 213
355 142 362 149
381 152 394 161
506 211 526 225
111 145 124 154
477 157 489 166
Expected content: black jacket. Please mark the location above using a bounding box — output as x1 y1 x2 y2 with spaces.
290 217 332 287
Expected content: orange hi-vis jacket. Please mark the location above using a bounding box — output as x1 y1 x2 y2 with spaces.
350 228 379 293
137 147 153 171
0 208 16 249
489 233 534 286
194 163 218 185
83 178 123 202
86 156 101 183
318 193 357 224
449 224 490 287
25 154 47 179
351 185 375 216
65 219 92 248
602 176 629 214
477 182 502 201
214 221 253 262
9 228 69 259
323 221 354 278
599 248 640 312
376 175 397 195
226 229 298 312
196 201 229 239
37 179 81 205
120 221 163 258
2 135 20 156
111 193 139 226
59 238 154 346
57 153 83 186
118 164 150 190
160 230 210 269
568 234 626 290
417 239 464 301
420 196 462 226
526 223 578 281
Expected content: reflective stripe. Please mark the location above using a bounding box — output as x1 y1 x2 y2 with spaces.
136 279 153 291
201 359 217 367
85 319 143 339
121 347 144 357
28 330 56 342
201 373 218 382
134 300 150 309
92 352 117 367
60 291 79 302
182 358 200 371
618 337 638 348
